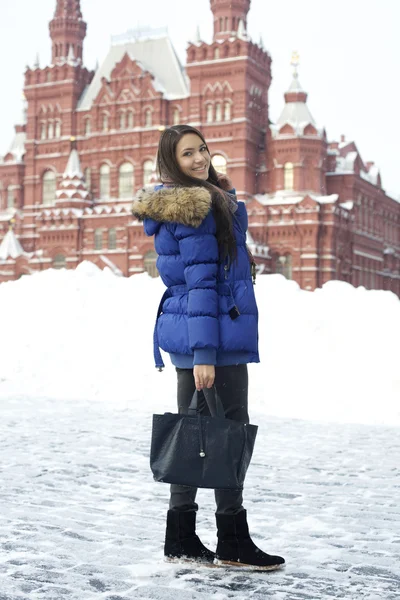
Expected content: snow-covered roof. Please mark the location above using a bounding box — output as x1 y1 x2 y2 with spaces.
0 229 24 261
77 36 189 111
255 191 338 206
3 131 26 163
271 73 323 139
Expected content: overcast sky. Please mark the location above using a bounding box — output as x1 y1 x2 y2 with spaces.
1 0 399 199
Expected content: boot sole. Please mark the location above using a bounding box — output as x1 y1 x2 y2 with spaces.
164 556 218 568
214 559 285 571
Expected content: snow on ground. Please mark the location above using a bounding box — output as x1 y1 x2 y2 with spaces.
0 265 400 599
0 263 399 425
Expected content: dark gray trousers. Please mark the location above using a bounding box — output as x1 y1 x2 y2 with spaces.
169 364 249 515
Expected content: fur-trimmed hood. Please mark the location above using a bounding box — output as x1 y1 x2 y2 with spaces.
131 186 212 228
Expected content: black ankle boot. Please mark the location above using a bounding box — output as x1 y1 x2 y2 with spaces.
215 509 285 570
164 509 215 564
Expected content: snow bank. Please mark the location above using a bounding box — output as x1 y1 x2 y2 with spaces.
0 264 399 426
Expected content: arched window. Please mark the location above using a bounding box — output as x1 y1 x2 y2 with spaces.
102 113 109 132
143 160 154 186
7 186 14 209
94 229 103 250
55 120 61 138
225 17 229 31
275 254 292 280
119 111 126 130
144 109 152 128
84 167 91 191
127 110 134 128
53 254 66 269
215 102 222 122
212 154 227 175
48 122 54 139
214 47 220 60
284 162 294 191
42 171 56 205
219 17 223 32
224 101 231 121
84 118 91 135
108 228 117 250
40 122 46 140
173 108 180 125
119 162 134 198
206 104 213 123
144 250 159 278
99 164 110 199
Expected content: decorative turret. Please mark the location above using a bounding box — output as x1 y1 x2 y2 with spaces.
272 53 324 139
210 0 251 41
55 142 91 208
49 0 87 65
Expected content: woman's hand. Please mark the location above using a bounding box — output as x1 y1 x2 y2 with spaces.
216 172 234 192
194 365 215 391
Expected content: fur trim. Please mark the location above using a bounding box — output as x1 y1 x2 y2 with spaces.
131 186 212 228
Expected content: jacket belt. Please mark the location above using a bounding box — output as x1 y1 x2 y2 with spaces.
153 288 171 371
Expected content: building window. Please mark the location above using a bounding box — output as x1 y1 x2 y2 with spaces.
84 118 91 135
55 120 61 138
108 228 117 250
219 17 223 32
143 160 154 186
144 109 152 128
215 102 222 122
284 162 294 191
127 110 134 128
7 187 14 209
99 164 110 199
224 101 231 121
275 254 292 279
48 122 54 139
144 250 159 278
212 154 227 175
119 111 126 130
119 162 134 198
40 122 46 140
225 17 229 31
84 167 91 191
102 113 109 132
53 254 66 269
214 47 220 60
94 228 103 250
42 171 56 205
206 104 213 123
173 107 180 125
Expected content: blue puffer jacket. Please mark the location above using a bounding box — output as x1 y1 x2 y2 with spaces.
132 185 259 369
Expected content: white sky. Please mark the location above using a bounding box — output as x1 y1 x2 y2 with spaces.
0 0 399 199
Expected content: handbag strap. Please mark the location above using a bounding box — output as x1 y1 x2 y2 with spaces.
188 387 225 419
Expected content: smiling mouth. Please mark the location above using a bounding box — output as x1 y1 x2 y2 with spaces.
192 166 207 171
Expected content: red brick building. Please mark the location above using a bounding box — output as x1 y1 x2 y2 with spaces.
0 0 399 294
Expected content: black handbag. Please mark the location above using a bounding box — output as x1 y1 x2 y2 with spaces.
150 388 258 490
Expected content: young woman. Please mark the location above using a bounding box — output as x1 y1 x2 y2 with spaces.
132 125 285 570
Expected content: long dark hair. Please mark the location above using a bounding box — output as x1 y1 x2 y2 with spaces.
157 125 237 262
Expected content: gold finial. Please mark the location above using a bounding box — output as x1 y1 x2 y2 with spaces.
291 51 300 77
70 136 76 142
9 218 16 231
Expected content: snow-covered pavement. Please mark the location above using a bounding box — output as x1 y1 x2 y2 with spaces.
1 395 399 600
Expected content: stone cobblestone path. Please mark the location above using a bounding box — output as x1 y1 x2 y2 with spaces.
0 397 399 599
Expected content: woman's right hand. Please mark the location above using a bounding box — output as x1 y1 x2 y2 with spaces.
194 365 215 391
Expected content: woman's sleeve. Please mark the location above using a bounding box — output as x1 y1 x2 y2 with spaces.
175 224 219 366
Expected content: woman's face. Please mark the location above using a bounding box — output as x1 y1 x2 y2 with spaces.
175 133 211 180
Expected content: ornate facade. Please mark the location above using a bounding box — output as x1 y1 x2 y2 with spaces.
0 0 399 294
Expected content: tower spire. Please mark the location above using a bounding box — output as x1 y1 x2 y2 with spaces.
210 0 251 42
49 0 87 65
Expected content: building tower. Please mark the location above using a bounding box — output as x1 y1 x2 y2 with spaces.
49 0 87 64
210 0 251 41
